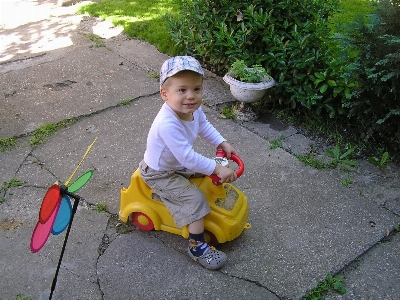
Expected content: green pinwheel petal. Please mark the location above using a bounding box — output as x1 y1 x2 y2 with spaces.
67 170 94 193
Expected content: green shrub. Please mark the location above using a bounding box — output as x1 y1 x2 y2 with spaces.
338 0 400 144
166 0 400 161
166 0 345 114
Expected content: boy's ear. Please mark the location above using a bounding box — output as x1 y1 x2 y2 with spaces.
160 87 168 101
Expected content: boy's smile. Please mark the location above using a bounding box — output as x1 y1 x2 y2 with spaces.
160 71 203 121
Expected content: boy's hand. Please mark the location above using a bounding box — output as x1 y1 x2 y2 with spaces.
213 164 237 183
217 141 238 159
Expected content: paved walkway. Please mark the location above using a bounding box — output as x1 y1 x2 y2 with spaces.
1 1 399 299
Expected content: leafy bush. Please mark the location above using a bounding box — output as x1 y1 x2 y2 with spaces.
338 0 400 145
166 0 345 114
166 0 400 162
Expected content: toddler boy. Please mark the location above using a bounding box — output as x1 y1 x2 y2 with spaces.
139 56 238 270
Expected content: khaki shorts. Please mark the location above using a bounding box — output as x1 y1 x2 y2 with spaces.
139 160 211 228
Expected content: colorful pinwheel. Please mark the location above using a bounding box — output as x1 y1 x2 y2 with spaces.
30 138 97 299
30 169 94 252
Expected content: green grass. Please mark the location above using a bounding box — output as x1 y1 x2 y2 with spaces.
76 0 181 55
328 0 376 32
0 295 32 300
30 119 77 145
149 72 159 79
0 137 16 152
85 33 111 50
269 136 285 150
95 203 107 212
220 104 237 120
295 152 328 170
120 99 132 105
341 173 354 187
302 273 346 299
1 117 80 152
1 178 24 192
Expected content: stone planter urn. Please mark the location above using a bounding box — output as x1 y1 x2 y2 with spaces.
223 73 275 103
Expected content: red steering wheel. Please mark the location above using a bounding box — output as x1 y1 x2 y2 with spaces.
208 150 244 185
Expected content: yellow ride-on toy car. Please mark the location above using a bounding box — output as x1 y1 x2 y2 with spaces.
119 150 250 245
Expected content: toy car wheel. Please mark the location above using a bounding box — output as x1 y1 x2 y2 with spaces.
204 230 218 246
131 212 154 231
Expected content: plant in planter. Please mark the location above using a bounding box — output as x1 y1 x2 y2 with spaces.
223 60 275 103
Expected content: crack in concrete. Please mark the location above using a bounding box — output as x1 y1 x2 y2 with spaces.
220 270 284 299
3 91 160 144
334 227 399 275
0 52 47 66
95 214 120 300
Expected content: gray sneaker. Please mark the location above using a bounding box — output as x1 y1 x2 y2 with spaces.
188 246 227 270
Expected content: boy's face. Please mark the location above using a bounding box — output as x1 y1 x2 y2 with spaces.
160 71 203 121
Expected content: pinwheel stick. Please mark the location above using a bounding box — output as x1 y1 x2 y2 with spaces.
49 186 81 300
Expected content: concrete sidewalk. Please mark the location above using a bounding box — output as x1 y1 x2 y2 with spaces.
1 1 399 299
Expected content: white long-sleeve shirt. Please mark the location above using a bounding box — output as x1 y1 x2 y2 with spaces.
143 103 225 175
